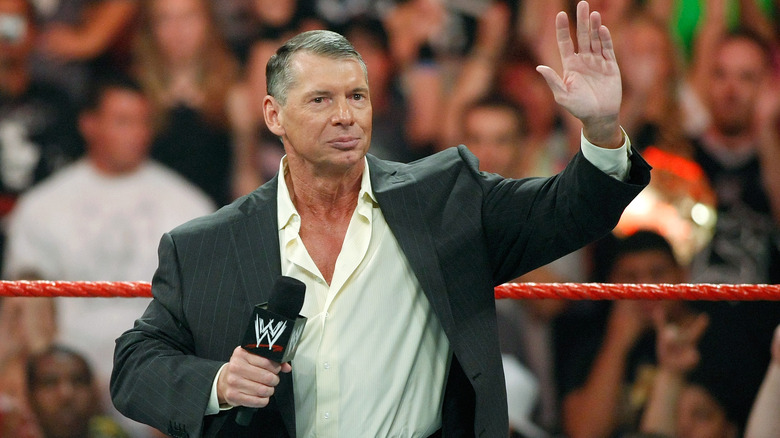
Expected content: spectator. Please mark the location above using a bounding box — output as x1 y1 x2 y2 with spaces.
637 315 747 438
26 345 128 438
3 74 214 437
615 13 690 157
636 378 740 438
745 324 780 438
29 0 138 103
638 298 731 438
134 0 239 206
0 0 83 273
461 95 526 178
673 380 740 438
385 0 509 153
0 295 53 438
559 230 709 438
687 28 780 284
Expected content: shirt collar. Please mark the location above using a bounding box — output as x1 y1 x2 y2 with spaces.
276 156 377 231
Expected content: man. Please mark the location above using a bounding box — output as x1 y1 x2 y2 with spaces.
111 2 650 437
689 29 780 284
685 28 780 430
3 74 214 437
0 0 83 272
559 230 704 438
26 345 128 438
461 95 526 178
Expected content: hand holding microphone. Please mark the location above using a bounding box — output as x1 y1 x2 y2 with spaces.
216 276 307 426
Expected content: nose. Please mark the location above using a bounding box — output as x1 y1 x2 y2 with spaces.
331 98 354 126
56 380 77 400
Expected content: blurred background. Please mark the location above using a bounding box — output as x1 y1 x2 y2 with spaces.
1 0 779 437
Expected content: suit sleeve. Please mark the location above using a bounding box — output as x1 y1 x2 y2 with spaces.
478 147 651 283
111 232 224 438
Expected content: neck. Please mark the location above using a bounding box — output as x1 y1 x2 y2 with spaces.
89 157 144 177
284 159 363 217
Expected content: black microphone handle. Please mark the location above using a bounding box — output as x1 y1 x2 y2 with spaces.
235 406 257 426
234 276 306 426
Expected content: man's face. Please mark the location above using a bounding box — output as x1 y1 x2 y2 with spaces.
82 88 152 174
608 249 682 284
463 106 522 175
29 353 97 438
265 52 372 176
676 385 736 438
707 38 768 137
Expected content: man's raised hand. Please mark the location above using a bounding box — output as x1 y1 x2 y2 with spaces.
536 1 623 148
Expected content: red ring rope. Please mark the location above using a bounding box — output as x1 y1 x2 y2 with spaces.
0 280 778 300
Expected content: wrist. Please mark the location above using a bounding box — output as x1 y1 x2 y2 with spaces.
582 116 623 149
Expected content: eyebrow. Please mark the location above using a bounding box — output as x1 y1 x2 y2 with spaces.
302 87 369 98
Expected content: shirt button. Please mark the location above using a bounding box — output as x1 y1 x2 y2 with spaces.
323 412 330 420
324 312 329 318
323 362 330 369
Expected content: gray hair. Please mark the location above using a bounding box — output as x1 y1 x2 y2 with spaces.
266 30 368 105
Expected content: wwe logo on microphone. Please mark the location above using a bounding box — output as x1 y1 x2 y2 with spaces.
253 316 287 352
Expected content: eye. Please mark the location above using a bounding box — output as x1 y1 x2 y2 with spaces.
312 97 324 104
352 93 365 101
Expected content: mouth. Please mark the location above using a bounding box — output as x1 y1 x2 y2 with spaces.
329 137 361 150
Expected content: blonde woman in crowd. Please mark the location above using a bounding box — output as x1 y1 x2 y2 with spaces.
134 0 239 206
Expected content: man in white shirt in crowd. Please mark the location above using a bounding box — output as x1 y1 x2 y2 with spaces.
3 74 214 437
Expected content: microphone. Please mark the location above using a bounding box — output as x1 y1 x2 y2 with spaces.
235 276 307 426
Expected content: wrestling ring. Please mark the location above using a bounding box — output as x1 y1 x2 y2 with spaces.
1 280 778 300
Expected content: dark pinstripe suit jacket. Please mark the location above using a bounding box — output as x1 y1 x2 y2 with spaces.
111 145 650 438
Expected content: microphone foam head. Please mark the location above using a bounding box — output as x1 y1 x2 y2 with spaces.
267 276 306 318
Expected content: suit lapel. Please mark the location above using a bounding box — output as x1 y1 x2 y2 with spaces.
368 155 455 336
228 175 296 437
231 175 282 305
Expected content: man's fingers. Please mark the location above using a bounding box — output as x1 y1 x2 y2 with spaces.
219 346 287 407
555 11 575 59
599 25 616 63
576 1 591 55
234 346 284 374
589 11 602 54
536 65 566 96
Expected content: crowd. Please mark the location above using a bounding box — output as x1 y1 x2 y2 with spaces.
0 0 778 437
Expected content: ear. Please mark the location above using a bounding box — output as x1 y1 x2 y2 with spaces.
263 95 285 137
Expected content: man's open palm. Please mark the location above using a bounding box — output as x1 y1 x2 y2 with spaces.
537 1 623 146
